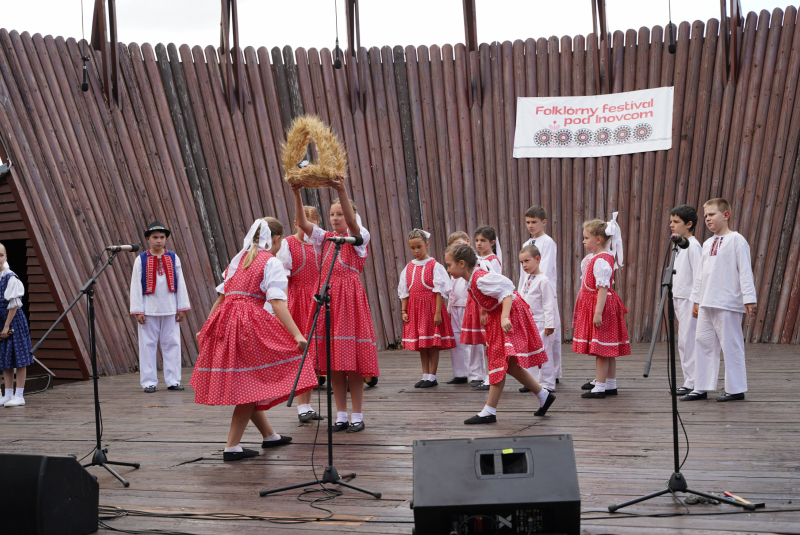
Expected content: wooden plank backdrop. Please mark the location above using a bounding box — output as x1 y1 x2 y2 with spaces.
2 8 800 377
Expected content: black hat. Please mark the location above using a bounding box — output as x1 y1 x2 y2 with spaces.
145 221 171 238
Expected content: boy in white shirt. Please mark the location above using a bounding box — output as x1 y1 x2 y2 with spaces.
129 222 191 393
445 231 487 385
518 244 558 391
669 204 703 396
683 199 756 402
519 206 562 385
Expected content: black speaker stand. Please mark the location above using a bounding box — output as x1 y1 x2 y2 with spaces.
259 241 380 499
608 241 756 513
32 252 140 487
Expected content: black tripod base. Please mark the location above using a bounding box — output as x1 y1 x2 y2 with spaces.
82 448 140 488
259 465 382 498
608 472 757 512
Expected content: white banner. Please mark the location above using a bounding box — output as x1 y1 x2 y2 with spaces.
513 87 674 158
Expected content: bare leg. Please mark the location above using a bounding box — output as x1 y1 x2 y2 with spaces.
3 369 13 395
419 349 430 375
298 390 313 407
596 356 610 383
607 358 617 379
226 403 256 448
15 366 26 388
507 359 542 394
331 370 348 414
429 349 440 376
250 410 275 438
486 377 505 408
348 371 364 414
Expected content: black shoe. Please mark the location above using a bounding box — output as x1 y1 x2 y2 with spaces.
464 414 496 424
143 386 156 393
472 383 490 391
469 380 483 387
298 411 324 423
447 377 468 384
223 448 259 462
581 390 606 399
262 435 292 448
534 392 556 416
675 387 692 396
332 421 349 432
680 391 707 401
419 379 438 388
605 388 618 395
414 380 426 388
556 378 560 384
581 381 595 390
519 386 531 393
347 421 365 433
167 385 184 391
716 392 745 402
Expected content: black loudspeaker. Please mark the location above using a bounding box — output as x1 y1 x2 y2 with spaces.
412 434 580 535
0 454 99 535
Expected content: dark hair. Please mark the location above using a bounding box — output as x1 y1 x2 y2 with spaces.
474 226 497 254
520 244 541 258
445 243 477 268
670 204 698 233
408 229 429 243
525 206 547 220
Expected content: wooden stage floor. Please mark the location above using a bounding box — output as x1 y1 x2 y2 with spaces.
2 343 799 534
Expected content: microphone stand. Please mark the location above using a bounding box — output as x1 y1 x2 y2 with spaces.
608 240 757 512
31 251 140 487
260 239 381 499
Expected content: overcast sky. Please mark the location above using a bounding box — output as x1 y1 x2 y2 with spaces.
1 1 786 52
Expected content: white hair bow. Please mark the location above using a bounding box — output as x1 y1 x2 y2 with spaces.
413 228 432 239
494 235 503 266
605 211 624 267
223 219 272 283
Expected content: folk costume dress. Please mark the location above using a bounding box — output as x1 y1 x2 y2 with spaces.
447 276 487 382
277 235 321 337
398 258 456 350
0 263 33 370
460 255 501 346
191 220 317 410
129 250 190 389
306 218 380 377
468 268 546 385
571 252 631 357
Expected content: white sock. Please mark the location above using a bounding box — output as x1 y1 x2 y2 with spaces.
606 378 616 389
536 388 549 406
428 374 436 382
263 432 281 441
336 411 349 424
0 388 12 402
423 374 431 381
297 404 312 414
15 387 23 398
224 445 243 453
591 382 606 393
351 412 363 423
478 405 496 417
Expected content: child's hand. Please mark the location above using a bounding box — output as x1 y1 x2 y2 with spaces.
434 312 442 326
136 314 146 325
195 332 201 341
176 311 186 323
291 183 303 192
402 311 409 323
0 329 8 339
692 303 699 318
501 317 512 333
544 328 554 337
745 303 757 317
480 313 487 328
295 335 308 352
593 312 603 327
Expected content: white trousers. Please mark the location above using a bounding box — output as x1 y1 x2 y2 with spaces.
527 320 556 390
449 306 487 382
673 298 698 389
694 307 747 394
551 318 562 379
138 315 182 388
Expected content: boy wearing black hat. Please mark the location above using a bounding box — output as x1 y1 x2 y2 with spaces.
129 222 190 393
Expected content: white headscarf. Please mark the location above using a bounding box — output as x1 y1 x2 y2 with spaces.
223 219 272 283
605 211 624 267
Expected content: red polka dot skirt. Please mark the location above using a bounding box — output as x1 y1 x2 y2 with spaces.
401 260 456 351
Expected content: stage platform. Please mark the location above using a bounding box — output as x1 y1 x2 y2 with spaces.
2 343 799 534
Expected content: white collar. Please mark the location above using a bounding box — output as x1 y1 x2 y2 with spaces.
411 257 434 266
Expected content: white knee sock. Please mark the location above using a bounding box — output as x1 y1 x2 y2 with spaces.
263 432 281 441
536 389 549 406
336 411 349 424
478 405 496 417
15 387 24 398
591 382 606 393
606 378 616 389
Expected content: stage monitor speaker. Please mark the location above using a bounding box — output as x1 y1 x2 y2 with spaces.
411 434 580 535
0 454 99 535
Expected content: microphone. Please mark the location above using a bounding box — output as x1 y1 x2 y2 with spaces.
334 45 342 69
670 234 689 249
326 235 363 246
668 23 676 54
106 244 141 253
81 56 90 92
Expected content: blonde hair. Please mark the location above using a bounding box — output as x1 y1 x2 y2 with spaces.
445 243 478 268
703 197 731 214
243 217 284 269
331 198 358 213
303 205 320 223
520 244 541 258
447 231 469 245
583 219 611 244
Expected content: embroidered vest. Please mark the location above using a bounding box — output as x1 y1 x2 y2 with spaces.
140 250 177 294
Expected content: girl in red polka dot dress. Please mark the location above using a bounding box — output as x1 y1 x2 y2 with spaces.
277 205 325 423
191 218 317 462
293 180 379 434
445 243 556 425
572 213 631 399
398 229 456 389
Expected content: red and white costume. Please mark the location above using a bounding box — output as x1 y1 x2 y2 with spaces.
572 252 630 357
277 235 321 337
672 235 702 390
468 268 546 385
447 276 487 382
398 258 456 350
191 220 317 410
460 254 500 346
305 219 380 377
519 272 558 390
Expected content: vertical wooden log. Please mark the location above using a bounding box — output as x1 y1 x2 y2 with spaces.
480 43 499 229
429 45 456 236
616 29 636 311
524 38 540 207
513 39 529 243
559 35 573 341
571 34 587 340
586 33 599 220
393 45 423 230
456 43 478 233
491 42 508 264
502 40 519 279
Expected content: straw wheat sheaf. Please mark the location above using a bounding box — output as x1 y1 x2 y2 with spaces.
282 115 348 187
